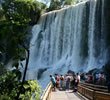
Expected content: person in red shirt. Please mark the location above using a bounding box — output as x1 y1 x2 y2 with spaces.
55 74 60 88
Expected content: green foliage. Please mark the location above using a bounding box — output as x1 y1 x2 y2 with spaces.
20 80 41 100
46 0 77 11
0 69 41 100
0 69 21 100
0 20 28 63
0 0 43 99
2 0 44 24
0 6 5 20
0 0 45 63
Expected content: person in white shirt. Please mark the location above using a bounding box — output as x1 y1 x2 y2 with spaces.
74 73 80 92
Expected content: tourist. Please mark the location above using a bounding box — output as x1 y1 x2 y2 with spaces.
60 74 64 89
71 75 76 90
84 73 88 82
95 73 99 82
76 73 80 83
50 75 56 91
107 81 110 93
87 75 93 83
65 74 71 90
71 72 76 88
74 73 80 92
55 74 60 88
80 73 84 82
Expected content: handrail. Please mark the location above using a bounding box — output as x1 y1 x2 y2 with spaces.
79 82 107 89
78 82 110 100
40 82 52 100
81 85 108 92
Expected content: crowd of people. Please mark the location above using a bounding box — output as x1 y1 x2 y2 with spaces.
50 72 80 92
50 72 110 92
80 72 106 85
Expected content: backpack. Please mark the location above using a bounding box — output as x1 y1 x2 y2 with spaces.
60 77 64 80
68 77 70 81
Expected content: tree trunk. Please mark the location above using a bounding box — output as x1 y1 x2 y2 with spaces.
16 49 30 100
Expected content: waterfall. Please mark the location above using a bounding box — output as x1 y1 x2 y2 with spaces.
26 0 108 88
87 0 97 70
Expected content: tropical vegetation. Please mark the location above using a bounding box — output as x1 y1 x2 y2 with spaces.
0 0 45 99
0 0 79 99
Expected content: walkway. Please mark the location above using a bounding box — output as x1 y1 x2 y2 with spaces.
50 89 85 100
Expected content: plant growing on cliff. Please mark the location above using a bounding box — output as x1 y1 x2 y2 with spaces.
45 0 77 11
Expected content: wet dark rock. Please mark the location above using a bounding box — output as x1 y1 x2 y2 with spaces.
88 68 104 75
103 62 110 82
37 68 48 80
67 70 74 74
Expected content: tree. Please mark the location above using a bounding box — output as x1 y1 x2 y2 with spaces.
0 0 44 64
0 6 4 20
46 0 77 11
0 0 44 99
0 69 41 100
2 0 44 25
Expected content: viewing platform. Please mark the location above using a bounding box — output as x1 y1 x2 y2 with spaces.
50 89 83 100
40 82 110 100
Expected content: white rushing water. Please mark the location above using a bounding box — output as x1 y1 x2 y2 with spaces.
87 0 97 70
25 0 108 88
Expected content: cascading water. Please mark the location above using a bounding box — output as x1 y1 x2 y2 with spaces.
25 0 108 88
87 0 97 70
